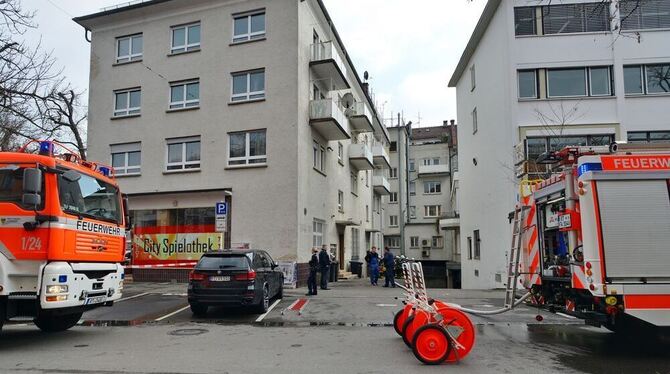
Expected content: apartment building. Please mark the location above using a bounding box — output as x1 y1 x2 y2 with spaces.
383 121 461 288
73 0 391 280
449 0 670 289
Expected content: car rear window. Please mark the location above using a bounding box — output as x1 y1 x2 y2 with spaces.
197 255 250 269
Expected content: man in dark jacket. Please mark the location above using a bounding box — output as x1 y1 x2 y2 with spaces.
319 245 331 290
383 247 396 288
307 248 319 296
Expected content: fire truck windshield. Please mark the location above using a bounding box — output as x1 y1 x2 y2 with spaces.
58 169 121 224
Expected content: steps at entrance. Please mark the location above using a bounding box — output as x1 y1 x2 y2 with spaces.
338 271 358 280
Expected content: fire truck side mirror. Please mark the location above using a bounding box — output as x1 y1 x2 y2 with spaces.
122 195 132 229
22 168 42 208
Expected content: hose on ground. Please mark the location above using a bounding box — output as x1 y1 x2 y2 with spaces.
452 292 533 316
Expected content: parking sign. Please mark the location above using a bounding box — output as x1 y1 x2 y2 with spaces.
216 202 227 216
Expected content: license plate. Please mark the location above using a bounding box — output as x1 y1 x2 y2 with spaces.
209 276 231 282
85 296 106 305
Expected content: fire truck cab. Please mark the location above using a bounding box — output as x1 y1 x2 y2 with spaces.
522 143 670 333
0 141 127 332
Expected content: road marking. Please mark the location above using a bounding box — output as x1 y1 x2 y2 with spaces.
155 305 190 322
556 312 577 320
376 304 398 307
117 292 150 303
255 299 281 323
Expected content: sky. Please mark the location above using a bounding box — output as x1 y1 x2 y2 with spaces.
21 0 487 128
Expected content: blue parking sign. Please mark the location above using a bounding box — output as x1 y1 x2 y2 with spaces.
216 202 227 216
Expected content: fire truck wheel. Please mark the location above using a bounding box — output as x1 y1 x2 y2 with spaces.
411 324 452 365
34 312 82 333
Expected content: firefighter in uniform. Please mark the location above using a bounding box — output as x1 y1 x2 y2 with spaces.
307 248 319 296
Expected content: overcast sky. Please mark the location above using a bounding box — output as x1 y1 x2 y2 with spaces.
22 0 486 127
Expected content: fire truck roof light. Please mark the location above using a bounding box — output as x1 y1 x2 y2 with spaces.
98 166 111 177
578 162 602 177
39 141 54 156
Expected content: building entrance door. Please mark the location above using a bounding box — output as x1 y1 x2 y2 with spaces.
336 224 345 270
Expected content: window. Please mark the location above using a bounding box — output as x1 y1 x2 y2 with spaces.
627 131 670 143
589 66 612 96
432 236 443 249
351 172 358 195
116 34 142 63
313 141 326 173
424 182 441 194
546 67 613 97
423 158 440 166
386 237 400 248
338 142 344 165
389 215 398 227
166 137 201 171
620 0 670 31
365 205 369 222
351 228 360 260
410 236 420 248
312 219 325 248
111 143 141 176
170 80 200 109
467 237 473 260
424 205 441 218
338 190 344 212
409 181 416 196
228 130 267 166
542 3 609 34
232 70 265 102
474 230 481 260
233 11 265 43
470 65 476 91
514 7 537 36
365 171 369 187
389 192 398 203
390 167 398 179
472 108 478 134
409 159 415 172
518 70 538 99
409 206 416 219
389 141 397 152
171 22 201 54
624 64 670 95
114 88 141 117
312 84 324 100
525 134 614 166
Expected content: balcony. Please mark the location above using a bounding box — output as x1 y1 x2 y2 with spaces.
418 164 450 177
439 212 460 231
348 143 374 171
372 175 391 195
345 102 374 132
310 41 349 91
309 99 350 141
372 144 390 169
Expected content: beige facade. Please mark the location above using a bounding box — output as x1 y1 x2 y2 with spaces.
75 0 389 268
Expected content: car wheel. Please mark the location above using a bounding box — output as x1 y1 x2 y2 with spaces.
190 303 208 317
34 312 82 333
257 285 269 313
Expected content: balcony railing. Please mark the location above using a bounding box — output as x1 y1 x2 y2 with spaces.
310 41 349 90
309 98 350 141
348 143 374 170
372 175 391 195
346 102 374 132
439 211 460 230
418 164 450 177
372 144 390 169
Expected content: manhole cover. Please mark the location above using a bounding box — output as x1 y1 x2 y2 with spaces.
168 328 209 336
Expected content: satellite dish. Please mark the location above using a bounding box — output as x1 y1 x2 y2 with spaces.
341 92 355 109
364 71 369 81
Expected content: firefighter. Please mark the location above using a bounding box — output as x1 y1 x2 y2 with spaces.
383 247 396 288
368 246 380 286
319 245 331 290
306 248 319 296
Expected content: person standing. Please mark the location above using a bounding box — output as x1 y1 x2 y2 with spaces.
306 248 319 296
369 247 380 286
319 245 331 290
383 247 396 288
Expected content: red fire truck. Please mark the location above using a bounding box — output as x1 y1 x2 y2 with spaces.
518 143 670 333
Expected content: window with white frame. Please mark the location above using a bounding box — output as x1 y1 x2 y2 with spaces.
231 70 265 102
409 159 415 171
171 22 201 54
390 167 398 179
338 190 344 212
351 172 358 195
624 64 670 95
432 236 443 249
233 11 266 43
111 143 141 175
386 237 400 248
116 34 142 63
114 88 141 117
409 181 416 196
228 129 266 166
472 108 478 134
409 206 416 219
410 236 419 248
424 205 441 218
424 181 441 194
423 158 440 166
389 215 398 227
170 80 200 109
166 137 200 171
338 142 344 164
312 219 324 248
313 140 326 173
518 70 538 99
389 192 398 203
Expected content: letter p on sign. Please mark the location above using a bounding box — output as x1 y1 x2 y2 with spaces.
216 202 227 216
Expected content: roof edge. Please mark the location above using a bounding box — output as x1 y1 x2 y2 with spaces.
73 0 173 27
448 0 502 88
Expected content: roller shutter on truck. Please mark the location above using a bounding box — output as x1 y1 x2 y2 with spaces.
597 179 670 279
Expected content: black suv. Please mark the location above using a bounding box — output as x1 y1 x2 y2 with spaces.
187 250 284 315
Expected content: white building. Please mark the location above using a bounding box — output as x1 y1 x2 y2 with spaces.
449 0 670 289
73 0 391 281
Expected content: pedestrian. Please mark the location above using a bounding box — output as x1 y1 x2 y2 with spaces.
306 248 319 296
368 246 380 286
319 245 331 290
382 247 396 288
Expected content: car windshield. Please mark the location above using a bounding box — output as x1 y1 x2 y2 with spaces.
197 255 250 270
58 169 122 224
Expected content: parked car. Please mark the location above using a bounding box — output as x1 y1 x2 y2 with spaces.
187 250 284 316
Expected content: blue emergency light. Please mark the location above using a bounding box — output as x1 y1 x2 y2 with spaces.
578 162 602 177
98 166 111 177
39 141 54 156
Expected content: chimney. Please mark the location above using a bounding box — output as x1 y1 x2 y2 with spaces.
362 82 369 96
443 120 449 127
450 119 455 126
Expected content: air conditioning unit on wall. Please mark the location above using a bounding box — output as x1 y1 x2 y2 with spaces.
421 250 430 258
421 239 429 247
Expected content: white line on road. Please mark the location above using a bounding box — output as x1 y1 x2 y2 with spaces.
255 299 281 323
556 312 577 319
155 305 190 322
117 292 151 303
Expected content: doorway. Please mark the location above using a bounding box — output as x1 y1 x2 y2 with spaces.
337 224 345 270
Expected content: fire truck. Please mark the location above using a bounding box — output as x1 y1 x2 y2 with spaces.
0 141 127 332
516 142 670 333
